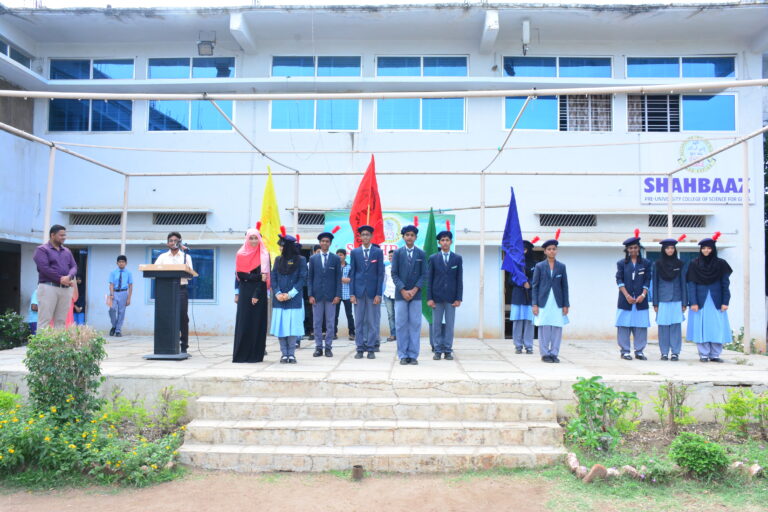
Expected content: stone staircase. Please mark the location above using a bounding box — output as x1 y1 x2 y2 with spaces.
180 392 565 473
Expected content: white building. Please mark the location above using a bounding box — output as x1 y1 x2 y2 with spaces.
0 1 766 347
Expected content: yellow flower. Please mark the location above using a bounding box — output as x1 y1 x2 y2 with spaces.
180 426 186 431
0 455 3 460
150 464 158 470
8 448 14 454
85 443 91 449
27 419 34 425
68 444 76 449
172 451 178 455
90 420 96 424
15 404 20 409
132 451 137 455
81 432 88 438
74 418 80 423
11 418 18 423
107 434 113 439
38 414 45 419
140 437 148 443
101 414 108 420
165 446 170 450
44 437 51 442
106 461 111 465
171 433 177 437
50 407 57 413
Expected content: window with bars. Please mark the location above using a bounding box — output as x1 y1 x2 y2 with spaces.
152 212 207 225
539 214 597 227
297 212 326 226
69 213 122 225
648 214 705 228
628 95 680 132
558 95 612 131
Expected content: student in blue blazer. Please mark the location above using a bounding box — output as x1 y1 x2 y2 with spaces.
308 227 342 358
509 236 539 355
652 235 688 361
615 230 652 361
531 230 569 363
427 223 463 360
686 232 732 363
270 230 307 364
349 225 385 359
391 221 427 365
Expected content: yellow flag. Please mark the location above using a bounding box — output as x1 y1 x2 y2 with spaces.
259 166 282 261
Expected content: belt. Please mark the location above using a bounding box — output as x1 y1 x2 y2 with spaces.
180 284 188 288
41 281 69 288
114 288 128 292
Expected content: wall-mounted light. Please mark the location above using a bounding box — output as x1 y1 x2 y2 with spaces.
522 19 530 56
197 31 216 56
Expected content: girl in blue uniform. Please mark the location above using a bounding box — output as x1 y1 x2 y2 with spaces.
532 230 569 363
651 235 687 361
686 232 732 363
615 229 651 360
509 236 539 354
270 227 307 364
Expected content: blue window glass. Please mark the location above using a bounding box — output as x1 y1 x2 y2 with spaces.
191 100 232 130
148 100 189 131
376 99 420 130
192 57 235 78
316 100 358 130
626 57 679 78
0 41 7 55
271 100 314 129
93 59 134 79
148 58 190 79
48 99 89 131
9 47 30 68
151 248 214 300
92 100 132 131
505 96 557 130
503 57 556 77
423 57 467 77
317 56 361 77
682 95 735 131
422 98 464 130
377 57 420 77
682 57 735 78
50 59 90 79
559 57 612 78
272 56 314 77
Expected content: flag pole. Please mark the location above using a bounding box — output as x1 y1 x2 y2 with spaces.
366 203 370 225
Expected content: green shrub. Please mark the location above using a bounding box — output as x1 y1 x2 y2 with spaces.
652 381 697 436
669 432 729 480
0 391 21 412
708 388 768 440
0 310 30 350
633 452 679 485
565 376 640 452
24 326 106 421
99 386 193 440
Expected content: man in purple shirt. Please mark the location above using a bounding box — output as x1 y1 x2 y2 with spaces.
33 224 77 329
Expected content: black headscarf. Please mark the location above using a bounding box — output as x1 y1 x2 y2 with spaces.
275 239 301 275
524 247 536 280
655 245 684 281
686 245 732 285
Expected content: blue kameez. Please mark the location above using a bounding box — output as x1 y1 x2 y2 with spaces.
534 289 569 327
687 292 731 344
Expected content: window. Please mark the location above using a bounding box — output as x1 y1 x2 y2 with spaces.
50 59 134 79
505 95 611 131
377 98 464 131
148 57 234 79
626 56 735 78
539 214 597 227
149 100 233 131
49 99 132 132
70 213 122 226
505 96 558 130
0 41 6 55
376 56 467 77
271 99 359 130
150 248 215 301
628 95 680 132
153 212 207 225
648 214 705 228
503 56 610 78
272 56 361 77
682 95 735 131
0 39 33 69
297 212 326 226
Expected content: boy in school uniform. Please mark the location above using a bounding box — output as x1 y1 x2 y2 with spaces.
426 222 463 360
334 249 356 341
349 225 385 359
108 255 133 337
307 227 342 357
391 221 427 365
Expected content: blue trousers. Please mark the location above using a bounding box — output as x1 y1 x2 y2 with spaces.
312 301 336 349
279 336 298 357
697 342 723 359
109 290 129 333
658 324 682 356
354 296 380 352
395 299 421 359
538 326 562 357
618 327 648 354
431 302 456 354
513 320 534 350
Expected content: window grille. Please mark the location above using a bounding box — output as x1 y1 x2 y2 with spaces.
628 95 680 132
558 95 612 131
297 212 326 226
648 214 705 228
539 214 597 227
152 212 207 225
70 213 121 225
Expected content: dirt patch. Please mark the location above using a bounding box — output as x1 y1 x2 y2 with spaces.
1 470 552 512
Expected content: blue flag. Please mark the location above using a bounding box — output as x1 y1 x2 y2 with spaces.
500 187 528 286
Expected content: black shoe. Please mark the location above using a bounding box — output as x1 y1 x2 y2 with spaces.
661 355 669 361
288 356 297 364
349 334 355 341
324 348 333 357
409 359 418 365
621 353 632 360
699 357 709 363
709 357 724 363
280 356 289 364
542 356 553 363
635 352 648 361
115 332 122 337
525 348 534 355
264 350 268 356
433 353 441 360
354 351 364 359
109 327 116 336
373 346 380 352
313 349 323 357
670 354 679 361
333 335 338 340
367 352 376 359
400 358 409 365
296 340 301 349
387 336 396 342
444 353 454 360
515 347 523 354
552 356 561 363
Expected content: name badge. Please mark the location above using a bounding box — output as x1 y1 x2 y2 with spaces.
328 266 336 270
638 271 645 275
451 265 458 269
555 274 562 278
371 260 378 263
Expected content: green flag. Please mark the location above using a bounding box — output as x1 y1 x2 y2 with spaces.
421 208 438 324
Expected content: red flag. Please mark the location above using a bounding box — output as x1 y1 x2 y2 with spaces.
349 155 384 247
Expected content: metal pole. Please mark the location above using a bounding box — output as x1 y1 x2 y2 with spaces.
293 171 300 236
478 171 485 339
43 146 56 243
666 177 673 238
741 142 751 354
120 175 130 255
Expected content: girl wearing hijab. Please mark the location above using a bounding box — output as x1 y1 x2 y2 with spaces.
651 235 687 361
233 227 271 363
509 236 539 355
686 232 732 363
531 230 569 363
615 229 652 361
270 227 307 364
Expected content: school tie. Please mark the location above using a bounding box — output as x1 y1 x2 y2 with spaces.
322 253 327 269
443 253 449 266
407 249 413 261
117 270 123 290
364 249 369 261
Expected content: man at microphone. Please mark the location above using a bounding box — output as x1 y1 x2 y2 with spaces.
154 231 194 355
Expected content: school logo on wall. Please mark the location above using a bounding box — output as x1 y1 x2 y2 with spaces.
677 136 716 173
382 216 402 244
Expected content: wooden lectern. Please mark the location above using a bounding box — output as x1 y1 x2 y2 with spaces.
139 263 198 360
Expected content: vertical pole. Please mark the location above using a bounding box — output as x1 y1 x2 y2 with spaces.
741 142 751 354
120 175 130 256
43 146 56 242
293 171 300 236
478 171 486 339
666 174 673 237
